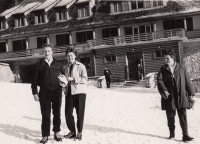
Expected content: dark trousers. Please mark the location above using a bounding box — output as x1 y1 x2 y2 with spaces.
39 87 62 137
166 108 188 134
65 86 86 133
105 77 110 88
166 78 188 135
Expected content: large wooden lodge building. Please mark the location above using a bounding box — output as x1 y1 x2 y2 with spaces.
0 0 200 83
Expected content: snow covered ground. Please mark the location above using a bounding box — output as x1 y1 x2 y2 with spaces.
0 83 200 144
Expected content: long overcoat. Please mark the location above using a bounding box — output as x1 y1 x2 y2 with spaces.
157 63 195 110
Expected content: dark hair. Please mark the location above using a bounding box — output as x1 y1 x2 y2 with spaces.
65 47 77 56
165 49 176 59
43 43 54 49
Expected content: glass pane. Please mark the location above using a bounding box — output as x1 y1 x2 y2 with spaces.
125 27 133 35
157 0 163 6
186 18 193 31
146 25 151 32
138 1 144 9
153 0 157 7
114 3 118 12
133 27 139 34
155 51 162 57
105 56 111 62
131 1 137 9
145 0 151 8
123 2 129 11
112 55 116 61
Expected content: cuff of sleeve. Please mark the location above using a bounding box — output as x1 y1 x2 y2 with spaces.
74 77 80 84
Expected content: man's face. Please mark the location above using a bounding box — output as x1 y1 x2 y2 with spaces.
164 55 174 65
44 47 53 59
67 52 76 64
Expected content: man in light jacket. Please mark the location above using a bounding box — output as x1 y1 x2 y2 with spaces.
61 47 87 141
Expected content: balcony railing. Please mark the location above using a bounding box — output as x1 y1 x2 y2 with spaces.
87 28 185 47
0 29 185 61
185 29 200 39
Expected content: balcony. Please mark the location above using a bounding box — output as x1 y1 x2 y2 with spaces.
0 29 185 61
0 44 88 61
87 28 185 47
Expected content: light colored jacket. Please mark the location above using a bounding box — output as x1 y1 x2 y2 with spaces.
63 61 88 95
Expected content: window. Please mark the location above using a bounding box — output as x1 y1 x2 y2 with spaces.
164 18 193 30
76 31 93 43
125 25 152 34
56 34 69 46
154 49 167 58
104 55 117 63
113 2 122 12
13 39 26 51
80 57 90 68
138 1 144 9
0 20 6 30
0 42 6 52
15 17 25 27
59 10 66 20
131 1 137 9
37 37 47 48
145 0 151 8
186 18 193 31
152 0 163 7
78 6 89 18
38 14 45 24
102 28 118 38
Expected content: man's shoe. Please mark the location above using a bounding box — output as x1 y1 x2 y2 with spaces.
169 132 175 139
76 132 82 141
39 136 48 143
182 134 194 142
54 132 62 142
64 132 76 139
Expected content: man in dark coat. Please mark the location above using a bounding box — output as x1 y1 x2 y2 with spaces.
104 67 111 88
31 44 64 143
137 63 143 82
157 49 195 142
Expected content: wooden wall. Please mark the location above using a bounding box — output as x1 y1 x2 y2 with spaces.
94 40 183 81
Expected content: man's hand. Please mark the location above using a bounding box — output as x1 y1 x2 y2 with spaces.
67 77 74 81
33 94 39 101
163 91 170 99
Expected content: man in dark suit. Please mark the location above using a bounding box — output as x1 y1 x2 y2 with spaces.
31 44 64 143
104 67 111 88
157 49 195 142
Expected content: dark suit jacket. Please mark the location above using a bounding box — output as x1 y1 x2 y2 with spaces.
157 63 195 110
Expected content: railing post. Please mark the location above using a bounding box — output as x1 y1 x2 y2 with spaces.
6 40 8 52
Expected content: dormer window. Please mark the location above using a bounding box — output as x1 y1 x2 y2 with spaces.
0 20 7 30
59 10 66 20
38 14 45 24
35 13 47 25
78 6 89 18
15 17 26 27
56 10 67 21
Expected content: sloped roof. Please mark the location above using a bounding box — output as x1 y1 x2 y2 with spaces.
55 0 73 7
13 2 40 15
33 0 58 11
0 5 22 17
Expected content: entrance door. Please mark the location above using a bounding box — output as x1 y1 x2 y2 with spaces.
19 65 35 83
127 52 143 80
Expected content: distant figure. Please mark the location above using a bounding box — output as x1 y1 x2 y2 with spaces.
157 49 195 142
104 67 111 88
137 64 143 82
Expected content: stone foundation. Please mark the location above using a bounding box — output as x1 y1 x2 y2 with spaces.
0 63 15 83
182 42 200 93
